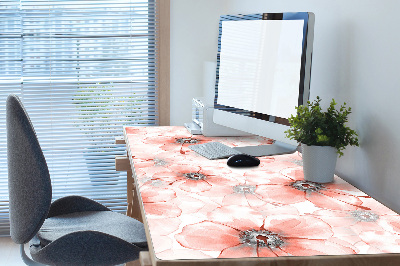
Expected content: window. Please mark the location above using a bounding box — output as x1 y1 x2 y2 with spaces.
0 0 169 236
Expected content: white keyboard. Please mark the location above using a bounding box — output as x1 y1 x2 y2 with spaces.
188 142 242 160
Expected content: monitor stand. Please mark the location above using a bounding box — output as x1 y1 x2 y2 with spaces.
232 141 298 157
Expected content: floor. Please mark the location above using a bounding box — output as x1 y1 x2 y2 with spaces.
0 237 25 266
0 236 141 266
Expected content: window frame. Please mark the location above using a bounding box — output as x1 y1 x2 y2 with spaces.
157 0 170 126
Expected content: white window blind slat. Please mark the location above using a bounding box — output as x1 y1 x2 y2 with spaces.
0 0 159 236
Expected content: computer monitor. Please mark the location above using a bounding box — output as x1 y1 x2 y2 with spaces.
213 12 315 157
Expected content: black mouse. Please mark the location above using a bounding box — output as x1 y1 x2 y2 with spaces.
227 154 260 167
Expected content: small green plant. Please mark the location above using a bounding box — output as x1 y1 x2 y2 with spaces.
285 96 359 157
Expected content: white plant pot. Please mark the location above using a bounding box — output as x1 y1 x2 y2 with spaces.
301 144 338 183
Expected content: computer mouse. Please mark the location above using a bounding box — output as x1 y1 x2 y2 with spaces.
227 154 260 167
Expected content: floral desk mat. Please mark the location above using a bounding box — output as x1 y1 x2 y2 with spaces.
124 126 400 260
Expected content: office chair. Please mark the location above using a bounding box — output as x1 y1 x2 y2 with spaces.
6 94 148 265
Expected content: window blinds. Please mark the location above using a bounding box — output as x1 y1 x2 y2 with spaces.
0 0 159 236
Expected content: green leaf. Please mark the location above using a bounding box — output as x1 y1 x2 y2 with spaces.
285 97 359 157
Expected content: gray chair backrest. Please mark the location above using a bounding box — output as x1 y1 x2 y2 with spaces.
7 94 52 244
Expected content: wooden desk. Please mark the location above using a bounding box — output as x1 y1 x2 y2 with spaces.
123 126 400 266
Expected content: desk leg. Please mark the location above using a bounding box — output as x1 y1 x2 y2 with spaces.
124 259 140 266
124 252 151 266
139 252 152 266
125 175 148 266
117 139 149 266
127 170 143 223
115 155 143 222
126 169 134 217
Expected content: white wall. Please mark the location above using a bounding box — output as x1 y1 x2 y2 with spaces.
170 0 400 213
170 0 227 125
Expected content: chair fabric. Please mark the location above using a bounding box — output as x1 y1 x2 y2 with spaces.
30 231 145 266
6 94 148 265
7 94 52 244
37 211 147 248
47 195 111 218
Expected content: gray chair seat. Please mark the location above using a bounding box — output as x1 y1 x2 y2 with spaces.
37 211 147 248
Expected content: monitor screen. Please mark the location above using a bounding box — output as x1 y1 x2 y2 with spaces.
213 13 315 156
217 19 304 119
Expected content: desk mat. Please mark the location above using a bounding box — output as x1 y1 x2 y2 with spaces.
125 126 400 260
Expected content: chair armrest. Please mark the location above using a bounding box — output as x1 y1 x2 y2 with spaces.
47 195 110 218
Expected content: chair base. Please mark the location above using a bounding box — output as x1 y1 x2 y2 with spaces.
20 244 45 266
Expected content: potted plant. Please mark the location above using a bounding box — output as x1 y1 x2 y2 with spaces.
285 96 359 183
73 83 133 186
